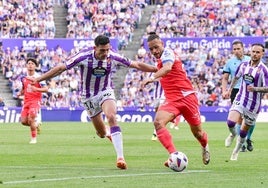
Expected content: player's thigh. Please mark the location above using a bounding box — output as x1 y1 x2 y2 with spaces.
91 113 106 135
227 110 241 122
20 107 28 125
101 99 117 122
154 110 174 128
28 102 40 118
180 94 201 126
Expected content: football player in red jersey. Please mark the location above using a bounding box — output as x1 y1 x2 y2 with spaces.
143 32 210 166
18 58 48 144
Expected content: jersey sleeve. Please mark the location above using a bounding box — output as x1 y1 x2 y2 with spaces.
234 62 244 78
65 47 92 70
161 48 175 65
222 60 230 74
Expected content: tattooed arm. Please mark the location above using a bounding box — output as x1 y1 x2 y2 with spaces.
247 85 268 93
227 77 239 92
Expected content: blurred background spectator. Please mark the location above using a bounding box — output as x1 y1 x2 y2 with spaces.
0 96 5 107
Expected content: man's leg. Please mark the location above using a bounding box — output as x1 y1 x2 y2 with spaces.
246 124 255 151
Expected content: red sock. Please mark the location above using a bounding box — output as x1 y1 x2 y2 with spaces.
198 131 208 148
156 127 177 154
31 130 37 138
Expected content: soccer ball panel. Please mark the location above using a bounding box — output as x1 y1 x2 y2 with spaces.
168 151 188 172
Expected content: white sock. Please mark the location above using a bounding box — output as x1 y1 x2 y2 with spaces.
111 131 124 159
233 136 245 153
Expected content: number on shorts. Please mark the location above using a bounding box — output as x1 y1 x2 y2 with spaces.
84 101 94 110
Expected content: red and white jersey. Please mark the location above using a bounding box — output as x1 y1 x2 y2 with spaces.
21 72 44 104
157 48 196 102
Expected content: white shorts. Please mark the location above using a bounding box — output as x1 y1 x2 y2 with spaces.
230 101 258 126
82 89 116 118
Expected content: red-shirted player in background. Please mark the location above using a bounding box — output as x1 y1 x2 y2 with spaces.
142 32 210 166
18 58 48 144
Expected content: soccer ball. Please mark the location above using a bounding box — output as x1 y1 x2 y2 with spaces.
168 151 188 172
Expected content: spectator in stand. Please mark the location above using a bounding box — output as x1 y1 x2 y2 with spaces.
0 1 56 38
146 1 268 38
64 0 143 46
0 96 5 107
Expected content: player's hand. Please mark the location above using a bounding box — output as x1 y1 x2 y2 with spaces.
142 78 153 87
222 90 230 99
16 91 22 97
247 85 254 92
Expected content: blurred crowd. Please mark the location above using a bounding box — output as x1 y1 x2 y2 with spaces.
0 0 58 38
0 0 268 108
65 0 146 50
145 0 268 38
0 0 146 50
1 43 82 107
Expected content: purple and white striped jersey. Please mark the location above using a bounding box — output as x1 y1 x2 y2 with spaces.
154 80 165 100
65 47 131 100
234 61 268 113
148 72 165 99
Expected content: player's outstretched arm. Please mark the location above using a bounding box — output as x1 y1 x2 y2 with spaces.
130 61 158 72
36 63 67 82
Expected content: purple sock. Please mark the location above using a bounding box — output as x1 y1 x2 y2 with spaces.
240 129 247 138
227 120 236 128
110 126 121 134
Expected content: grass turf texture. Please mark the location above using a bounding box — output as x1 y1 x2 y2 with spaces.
0 122 267 188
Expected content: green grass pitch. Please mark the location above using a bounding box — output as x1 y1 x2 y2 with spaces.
0 122 267 188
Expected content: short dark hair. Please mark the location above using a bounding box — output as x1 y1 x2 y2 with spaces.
26 58 38 66
147 32 160 42
251 43 265 52
94 35 110 46
232 39 243 46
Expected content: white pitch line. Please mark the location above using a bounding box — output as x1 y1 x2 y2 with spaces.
3 170 210 185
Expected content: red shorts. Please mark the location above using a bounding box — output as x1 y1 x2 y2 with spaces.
158 93 201 126
21 101 40 119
